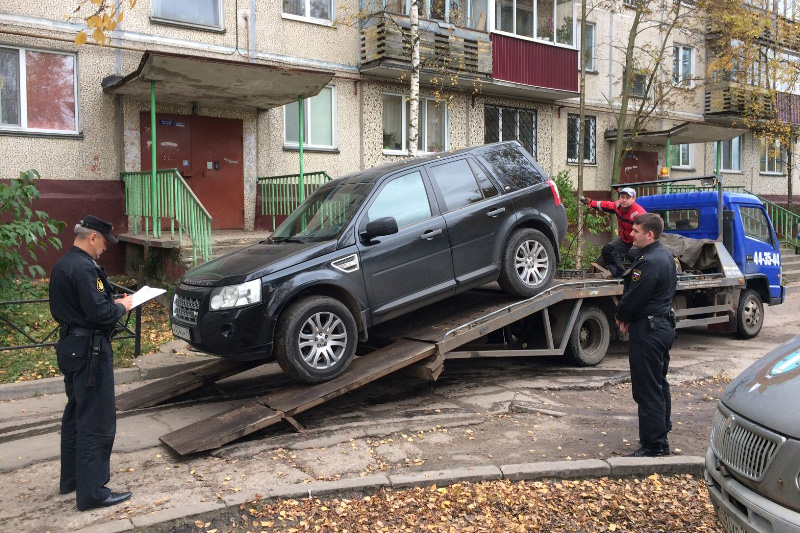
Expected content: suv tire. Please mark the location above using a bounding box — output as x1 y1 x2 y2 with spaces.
498 228 556 298
275 296 357 383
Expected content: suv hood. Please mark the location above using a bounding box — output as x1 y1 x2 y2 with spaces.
181 240 337 286
721 335 800 439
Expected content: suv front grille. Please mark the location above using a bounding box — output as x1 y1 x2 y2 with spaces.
174 295 201 324
710 407 783 481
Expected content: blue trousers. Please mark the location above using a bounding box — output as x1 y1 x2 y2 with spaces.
57 334 116 510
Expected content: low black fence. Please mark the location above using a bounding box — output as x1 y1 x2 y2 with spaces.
0 281 142 356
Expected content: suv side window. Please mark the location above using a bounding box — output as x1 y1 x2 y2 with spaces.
740 206 774 246
367 171 432 228
467 158 500 199
427 159 484 212
479 144 545 191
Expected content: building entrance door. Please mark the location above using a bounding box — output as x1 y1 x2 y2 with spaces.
619 151 659 183
140 113 244 230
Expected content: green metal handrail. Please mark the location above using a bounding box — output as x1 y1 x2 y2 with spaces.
257 171 333 231
121 169 213 264
744 189 800 244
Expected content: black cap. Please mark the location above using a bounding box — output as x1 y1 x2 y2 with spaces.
79 215 118 244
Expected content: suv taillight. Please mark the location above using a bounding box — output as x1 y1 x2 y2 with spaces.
546 180 562 206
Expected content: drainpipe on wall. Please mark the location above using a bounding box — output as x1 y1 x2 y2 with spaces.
298 95 305 204
151 80 159 238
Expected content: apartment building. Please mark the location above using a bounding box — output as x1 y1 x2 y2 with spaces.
0 0 797 272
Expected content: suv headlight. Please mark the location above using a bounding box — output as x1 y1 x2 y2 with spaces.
209 279 262 310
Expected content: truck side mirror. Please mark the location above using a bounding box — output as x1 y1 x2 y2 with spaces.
360 217 398 241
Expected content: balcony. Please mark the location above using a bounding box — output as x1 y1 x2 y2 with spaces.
705 81 800 126
490 33 578 98
360 12 493 81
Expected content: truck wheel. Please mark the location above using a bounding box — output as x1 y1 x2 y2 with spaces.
498 228 556 298
565 306 610 366
274 296 357 383
735 289 763 339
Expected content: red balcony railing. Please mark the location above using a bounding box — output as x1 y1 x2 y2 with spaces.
491 33 578 93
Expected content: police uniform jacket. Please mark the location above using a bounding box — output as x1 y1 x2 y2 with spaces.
615 240 676 323
50 246 126 332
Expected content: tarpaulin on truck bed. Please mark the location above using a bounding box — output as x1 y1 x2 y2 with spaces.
659 233 718 271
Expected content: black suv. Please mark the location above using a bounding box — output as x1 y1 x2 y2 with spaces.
171 142 567 383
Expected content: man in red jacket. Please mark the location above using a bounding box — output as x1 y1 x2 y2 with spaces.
581 187 646 278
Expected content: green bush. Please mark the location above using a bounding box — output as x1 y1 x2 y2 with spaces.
0 170 66 299
552 169 610 269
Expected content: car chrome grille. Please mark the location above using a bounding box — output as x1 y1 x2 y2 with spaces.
173 295 201 324
710 407 783 481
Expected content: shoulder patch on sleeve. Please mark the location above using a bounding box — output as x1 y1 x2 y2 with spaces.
96 278 105 292
632 269 642 282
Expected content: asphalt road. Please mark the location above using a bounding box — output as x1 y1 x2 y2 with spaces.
1 290 797 532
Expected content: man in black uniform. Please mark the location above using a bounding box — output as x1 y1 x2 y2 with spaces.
49 216 133 511
614 213 677 457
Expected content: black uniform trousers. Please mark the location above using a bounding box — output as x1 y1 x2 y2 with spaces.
57 334 115 510
628 316 674 448
601 237 639 278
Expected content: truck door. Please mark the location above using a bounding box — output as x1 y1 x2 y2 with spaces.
737 204 782 300
357 170 456 323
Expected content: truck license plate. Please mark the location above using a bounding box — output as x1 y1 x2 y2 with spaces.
716 507 747 533
172 324 191 341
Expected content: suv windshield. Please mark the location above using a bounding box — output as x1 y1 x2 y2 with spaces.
271 181 374 243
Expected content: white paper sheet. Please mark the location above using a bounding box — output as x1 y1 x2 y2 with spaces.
128 285 167 308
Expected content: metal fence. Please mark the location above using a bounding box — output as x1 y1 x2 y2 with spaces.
0 281 142 356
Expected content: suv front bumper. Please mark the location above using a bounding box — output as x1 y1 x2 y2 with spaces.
705 447 800 533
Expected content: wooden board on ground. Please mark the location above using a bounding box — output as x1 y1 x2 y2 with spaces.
116 359 261 411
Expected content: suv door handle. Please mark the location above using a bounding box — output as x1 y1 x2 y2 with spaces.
486 207 506 217
420 229 443 240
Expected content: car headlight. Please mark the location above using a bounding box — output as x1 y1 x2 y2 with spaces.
209 279 262 310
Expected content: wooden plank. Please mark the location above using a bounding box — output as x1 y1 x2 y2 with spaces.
263 339 437 415
400 352 445 381
116 359 260 411
160 401 283 455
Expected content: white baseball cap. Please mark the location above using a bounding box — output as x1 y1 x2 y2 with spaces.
618 187 636 198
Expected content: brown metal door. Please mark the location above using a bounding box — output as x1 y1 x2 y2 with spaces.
140 114 244 230
619 151 659 183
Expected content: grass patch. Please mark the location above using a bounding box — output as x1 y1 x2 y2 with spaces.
0 277 173 384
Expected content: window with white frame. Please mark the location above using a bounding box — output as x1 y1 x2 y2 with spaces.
484 105 537 158
581 22 596 71
284 87 337 149
625 69 647 97
382 94 448 154
671 143 693 168
495 0 576 46
567 114 596 164
713 136 742 172
760 137 785 174
370 0 489 30
673 45 694 86
283 0 334 21
0 47 78 134
152 0 222 29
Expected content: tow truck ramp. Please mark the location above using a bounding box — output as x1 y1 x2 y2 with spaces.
118 277 736 455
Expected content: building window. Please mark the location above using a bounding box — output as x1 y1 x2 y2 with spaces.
567 114 596 164
152 0 222 29
284 87 337 149
283 0 334 21
382 94 448 154
484 105 537 158
495 0 575 46
371 0 489 29
713 136 742 172
0 47 78 134
626 70 647 97
673 45 694 86
581 22 596 71
760 137 785 174
671 143 693 168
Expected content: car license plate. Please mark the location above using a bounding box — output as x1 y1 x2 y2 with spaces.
716 506 747 533
172 323 191 341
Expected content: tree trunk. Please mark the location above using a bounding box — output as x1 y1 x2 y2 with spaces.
576 0 588 267
408 0 420 157
611 7 643 183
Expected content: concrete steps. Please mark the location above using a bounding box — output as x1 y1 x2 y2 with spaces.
781 245 800 284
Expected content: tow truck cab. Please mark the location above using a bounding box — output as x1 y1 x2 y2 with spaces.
637 191 785 306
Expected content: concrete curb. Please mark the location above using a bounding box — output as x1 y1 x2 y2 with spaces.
73 456 706 533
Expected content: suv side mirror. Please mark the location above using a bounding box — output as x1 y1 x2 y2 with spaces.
360 217 398 241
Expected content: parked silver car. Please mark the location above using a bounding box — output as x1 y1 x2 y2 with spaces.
705 334 800 532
